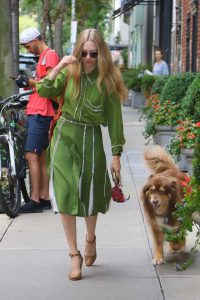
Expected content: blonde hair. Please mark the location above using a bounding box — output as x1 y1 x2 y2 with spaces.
68 29 128 103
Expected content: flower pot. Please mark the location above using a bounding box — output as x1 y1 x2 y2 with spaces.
153 126 176 148
192 211 200 225
181 148 194 176
131 91 146 109
176 154 188 172
124 90 132 107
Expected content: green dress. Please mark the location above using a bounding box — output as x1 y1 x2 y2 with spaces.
36 68 125 216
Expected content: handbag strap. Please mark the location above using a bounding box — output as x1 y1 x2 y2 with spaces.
54 75 69 120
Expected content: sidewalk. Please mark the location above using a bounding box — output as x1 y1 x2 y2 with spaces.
0 106 200 300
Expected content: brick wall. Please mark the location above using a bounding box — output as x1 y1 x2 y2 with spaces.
181 0 200 72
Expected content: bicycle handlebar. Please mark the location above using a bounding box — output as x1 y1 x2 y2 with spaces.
0 90 34 105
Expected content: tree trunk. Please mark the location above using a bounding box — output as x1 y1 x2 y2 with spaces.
11 0 19 81
41 0 50 40
48 12 54 49
53 0 65 57
0 0 15 97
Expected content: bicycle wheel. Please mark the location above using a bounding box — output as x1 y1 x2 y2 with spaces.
0 141 21 218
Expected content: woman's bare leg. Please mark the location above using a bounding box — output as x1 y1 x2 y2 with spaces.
60 213 82 279
84 215 98 259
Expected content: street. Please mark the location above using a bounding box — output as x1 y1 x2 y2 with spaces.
0 106 200 300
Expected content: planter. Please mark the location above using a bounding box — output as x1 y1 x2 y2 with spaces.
131 91 145 109
181 148 194 176
153 126 176 148
123 90 132 107
192 211 200 225
176 154 188 172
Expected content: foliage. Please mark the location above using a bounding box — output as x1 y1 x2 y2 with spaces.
181 73 200 121
141 95 181 139
163 133 200 270
140 75 156 98
122 65 150 92
160 73 196 103
168 120 200 159
150 75 169 96
19 0 112 40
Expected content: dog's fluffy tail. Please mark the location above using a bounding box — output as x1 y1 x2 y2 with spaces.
144 145 178 174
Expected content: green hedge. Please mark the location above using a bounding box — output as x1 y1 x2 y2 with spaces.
150 75 169 96
181 73 200 121
160 73 196 103
122 64 151 92
140 75 156 98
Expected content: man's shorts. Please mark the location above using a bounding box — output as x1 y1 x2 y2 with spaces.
25 114 53 156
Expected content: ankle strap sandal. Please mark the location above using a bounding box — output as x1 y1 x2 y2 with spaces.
85 236 97 266
69 250 82 258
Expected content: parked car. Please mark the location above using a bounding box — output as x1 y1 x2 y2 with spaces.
19 53 38 77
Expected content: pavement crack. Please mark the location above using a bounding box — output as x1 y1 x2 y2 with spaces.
0 219 14 243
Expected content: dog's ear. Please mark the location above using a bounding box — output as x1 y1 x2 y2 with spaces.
141 181 151 201
169 180 182 204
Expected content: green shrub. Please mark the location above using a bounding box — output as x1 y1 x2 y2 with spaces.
122 64 151 92
160 73 196 103
150 75 169 96
181 73 200 121
140 75 156 98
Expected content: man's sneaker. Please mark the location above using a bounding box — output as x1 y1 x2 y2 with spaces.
20 199 43 213
40 198 52 210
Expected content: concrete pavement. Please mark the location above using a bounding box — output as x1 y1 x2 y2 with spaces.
0 106 200 300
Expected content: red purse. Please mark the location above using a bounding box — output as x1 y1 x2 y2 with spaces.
111 172 130 203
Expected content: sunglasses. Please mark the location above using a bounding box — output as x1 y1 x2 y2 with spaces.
81 51 98 58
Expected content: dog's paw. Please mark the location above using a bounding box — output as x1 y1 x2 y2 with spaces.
152 258 166 265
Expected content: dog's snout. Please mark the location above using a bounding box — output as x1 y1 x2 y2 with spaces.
152 200 158 205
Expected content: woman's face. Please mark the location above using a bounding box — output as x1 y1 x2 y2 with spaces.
81 41 98 73
155 51 162 62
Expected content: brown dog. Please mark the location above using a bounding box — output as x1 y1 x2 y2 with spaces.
141 146 186 265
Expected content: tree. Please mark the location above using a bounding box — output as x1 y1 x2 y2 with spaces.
19 0 112 55
0 0 15 97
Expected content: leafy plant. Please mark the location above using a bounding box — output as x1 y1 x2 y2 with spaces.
168 120 200 159
164 133 200 270
160 73 196 103
140 75 156 98
181 73 200 121
122 64 151 92
150 75 169 96
141 96 181 139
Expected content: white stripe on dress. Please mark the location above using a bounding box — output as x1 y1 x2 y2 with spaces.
49 119 65 213
74 79 83 119
104 170 107 197
88 127 95 216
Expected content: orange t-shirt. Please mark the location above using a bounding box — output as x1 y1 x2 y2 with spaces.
26 48 60 116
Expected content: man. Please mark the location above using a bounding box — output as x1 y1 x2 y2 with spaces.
18 28 60 213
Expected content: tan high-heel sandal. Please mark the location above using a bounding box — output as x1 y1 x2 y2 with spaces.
84 235 97 266
69 251 83 281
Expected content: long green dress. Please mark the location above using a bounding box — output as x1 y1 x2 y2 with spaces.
36 68 125 217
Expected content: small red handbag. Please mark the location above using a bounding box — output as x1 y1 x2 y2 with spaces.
111 173 130 203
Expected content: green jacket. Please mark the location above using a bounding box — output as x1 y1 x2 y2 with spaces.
36 68 125 155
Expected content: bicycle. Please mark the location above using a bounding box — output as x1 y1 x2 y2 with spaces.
0 90 33 218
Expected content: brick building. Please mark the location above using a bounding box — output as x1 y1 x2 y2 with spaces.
177 0 199 72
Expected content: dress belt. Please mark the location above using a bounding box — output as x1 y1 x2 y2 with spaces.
60 113 97 127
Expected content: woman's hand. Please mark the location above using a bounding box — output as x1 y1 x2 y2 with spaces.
110 156 121 179
49 55 77 80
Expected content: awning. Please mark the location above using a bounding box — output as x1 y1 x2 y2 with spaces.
112 0 160 19
107 43 128 50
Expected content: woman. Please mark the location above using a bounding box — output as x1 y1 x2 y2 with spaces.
36 29 127 281
153 49 169 76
